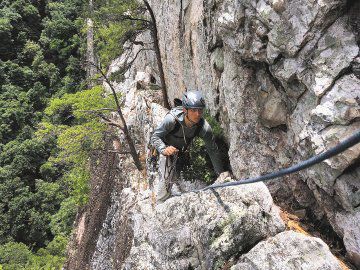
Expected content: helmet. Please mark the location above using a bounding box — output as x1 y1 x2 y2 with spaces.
182 90 206 109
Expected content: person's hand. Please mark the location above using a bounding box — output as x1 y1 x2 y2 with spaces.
162 146 179 156
216 171 232 183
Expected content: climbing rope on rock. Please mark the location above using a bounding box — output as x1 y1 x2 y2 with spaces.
179 129 360 194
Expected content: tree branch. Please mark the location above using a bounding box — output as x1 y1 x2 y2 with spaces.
98 114 124 129
142 0 171 109
87 60 143 171
120 15 151 25
78 108 116 112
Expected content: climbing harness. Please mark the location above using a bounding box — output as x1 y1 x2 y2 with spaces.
176 129 360 195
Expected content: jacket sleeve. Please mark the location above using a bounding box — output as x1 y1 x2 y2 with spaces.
199 120 224 175
150 113 176 154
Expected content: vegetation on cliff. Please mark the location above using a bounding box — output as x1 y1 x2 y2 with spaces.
0 0 86 268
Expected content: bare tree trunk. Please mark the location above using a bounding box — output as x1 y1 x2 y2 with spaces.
86 60 143 170
97 68 143 171
143 0 171 109
86 0 97 86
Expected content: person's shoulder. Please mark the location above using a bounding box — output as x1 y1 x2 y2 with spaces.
163 113 176 123
168 107 184 121
199 118 213 134
169 106 183 115
162 108 182 125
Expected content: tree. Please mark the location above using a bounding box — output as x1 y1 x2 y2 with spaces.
37 85 117 204
142 0 170 109
89 64 143 170
92 0 170 108
0 0 86 264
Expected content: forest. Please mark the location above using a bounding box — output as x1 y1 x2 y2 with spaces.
0 0 129 268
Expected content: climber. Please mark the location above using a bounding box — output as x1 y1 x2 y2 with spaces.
150 90 226 202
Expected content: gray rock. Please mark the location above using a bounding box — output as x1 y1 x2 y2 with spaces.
261 0 344 62
309 17 359 97
334 210 360 269
311 74 360 126
269 16 358 99
334 166 360 211
260 89 288 128
81 0 360 267
298 122 360 195
123 182 285 269
145 0 360 265
231 231 343 270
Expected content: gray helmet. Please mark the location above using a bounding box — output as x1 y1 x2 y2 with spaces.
182 90 206 109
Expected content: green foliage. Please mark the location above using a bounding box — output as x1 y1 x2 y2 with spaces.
0 242 31 267
0 240 66 270
0 136 63 247
50 197 77 237
45 85 116 123
95 21 133 66
204 111 223 138
45 235 68 257
183 137 216 184
92 0 146 67
38 86 116 206
0 0 86 267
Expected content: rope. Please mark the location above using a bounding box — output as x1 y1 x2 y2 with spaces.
184 129 360 194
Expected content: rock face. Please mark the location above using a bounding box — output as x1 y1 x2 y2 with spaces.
65 68 350 269
123 182 284 270
72 71 342 270
231 231 343 270
146 0 360 266
65 0 360 268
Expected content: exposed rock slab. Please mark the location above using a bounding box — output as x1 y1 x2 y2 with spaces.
123 182 285 269
335 210 360 268
146 0 360 264
231 231 343 270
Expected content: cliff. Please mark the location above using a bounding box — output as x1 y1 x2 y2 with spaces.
65 0 360 269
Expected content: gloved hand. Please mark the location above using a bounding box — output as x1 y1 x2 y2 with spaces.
216 171 232 184
162 146 179 156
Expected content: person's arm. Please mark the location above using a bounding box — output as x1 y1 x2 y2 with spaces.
150 114 177 154
199 120 224 175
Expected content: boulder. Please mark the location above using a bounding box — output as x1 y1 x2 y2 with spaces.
334 210 360 268
123 182 285 269
231 231 343 270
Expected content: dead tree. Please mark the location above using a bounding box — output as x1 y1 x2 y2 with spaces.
86 0 97 87
94 1 171 109
87 62 143 171
142 0 171 109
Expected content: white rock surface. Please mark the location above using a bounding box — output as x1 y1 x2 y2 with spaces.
123 182 285 270
146 0 360 264
231 231 343 270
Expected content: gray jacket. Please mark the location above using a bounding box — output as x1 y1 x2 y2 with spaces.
150 107 223 174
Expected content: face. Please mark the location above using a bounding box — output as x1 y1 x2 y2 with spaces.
184 108 203 123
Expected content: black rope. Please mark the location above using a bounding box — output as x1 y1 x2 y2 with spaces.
186 129 360 193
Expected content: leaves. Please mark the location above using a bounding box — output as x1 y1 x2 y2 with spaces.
38 85 116 206
92 0 147 67
0 0 86 266
183 112 225 184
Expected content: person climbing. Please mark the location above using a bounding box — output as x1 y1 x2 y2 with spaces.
150 90 226 202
